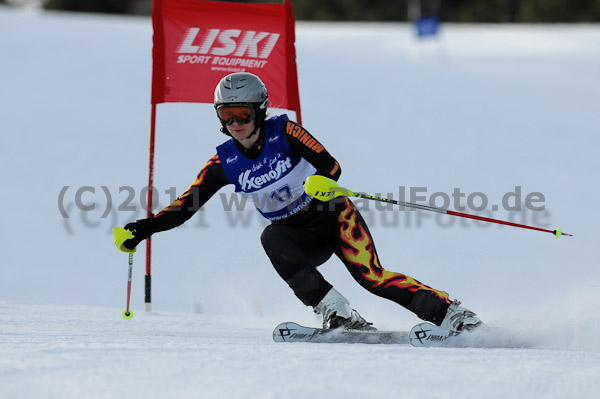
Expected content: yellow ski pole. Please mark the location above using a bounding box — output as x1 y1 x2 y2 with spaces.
112 227 136 320
304 175 572 239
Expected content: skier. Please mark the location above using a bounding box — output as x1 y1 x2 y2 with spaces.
117 72 481 332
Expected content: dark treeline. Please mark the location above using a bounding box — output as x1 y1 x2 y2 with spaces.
6 0 600 22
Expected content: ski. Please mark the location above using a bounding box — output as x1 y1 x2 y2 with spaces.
273 322 409 344
274 321 523 348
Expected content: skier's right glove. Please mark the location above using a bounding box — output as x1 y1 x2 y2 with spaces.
114 218 156 252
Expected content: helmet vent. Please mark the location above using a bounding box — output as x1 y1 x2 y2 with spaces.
235 78 247 89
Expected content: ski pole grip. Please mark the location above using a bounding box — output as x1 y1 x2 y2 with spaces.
112 227 137 253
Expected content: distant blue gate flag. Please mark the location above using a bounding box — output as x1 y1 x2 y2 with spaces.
415 15 440 38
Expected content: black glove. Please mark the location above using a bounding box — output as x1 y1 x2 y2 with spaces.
122 218 156 251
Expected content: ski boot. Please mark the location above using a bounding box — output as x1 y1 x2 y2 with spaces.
440 300 482 332
314 288 376 331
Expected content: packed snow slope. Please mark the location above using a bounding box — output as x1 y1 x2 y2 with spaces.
1 6 600 399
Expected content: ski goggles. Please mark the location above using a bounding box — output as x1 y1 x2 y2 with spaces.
216 104 256 126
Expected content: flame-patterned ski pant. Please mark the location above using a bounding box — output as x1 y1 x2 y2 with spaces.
261 197 453 325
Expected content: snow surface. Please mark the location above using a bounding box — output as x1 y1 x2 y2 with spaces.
1 6 600 399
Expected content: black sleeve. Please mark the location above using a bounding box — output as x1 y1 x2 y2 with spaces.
151 154 230 232
283 120 342 181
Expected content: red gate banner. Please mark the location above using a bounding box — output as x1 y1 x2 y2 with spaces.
151 0 301 120
145 0 301 311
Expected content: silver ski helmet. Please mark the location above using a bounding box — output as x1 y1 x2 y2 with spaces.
214 72 269 136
